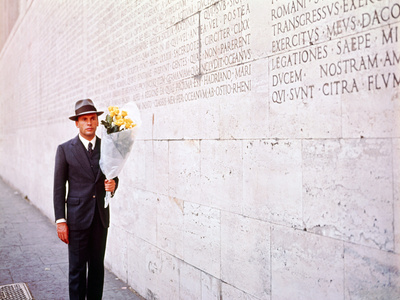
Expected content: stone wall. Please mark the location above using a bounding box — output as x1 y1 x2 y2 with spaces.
0 0 399 299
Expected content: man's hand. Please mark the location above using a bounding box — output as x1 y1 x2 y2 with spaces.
104 179 116 193
57 222 69 244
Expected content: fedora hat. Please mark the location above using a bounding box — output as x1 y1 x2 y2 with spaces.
69 99 103 121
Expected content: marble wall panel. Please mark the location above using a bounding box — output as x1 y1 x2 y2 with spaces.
179 262 202 300
200 140 243 213
394 138 400 254
344 243 400 299
136 109 153 140
169 140 201 203
340 24 400 138
268 41 343 139
126 236 152 298
118 139 167 196
157 194 184 259
128 236 181 300
144 141 155 192
183 98 220 140
218 59 270 140
243 139 303 227
221 211 270 299
153 140 169 196
183 202 221 278
153 103 185 140
105 226 129 283
200 272 221 300
113 189 157 245
266 0 342 139
271 225 344 300
303 139 394 250
151 251 180 300
178 263 223 300
107 186 131 231
121 140 147 190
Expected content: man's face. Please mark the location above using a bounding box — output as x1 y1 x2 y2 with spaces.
75 113 98 140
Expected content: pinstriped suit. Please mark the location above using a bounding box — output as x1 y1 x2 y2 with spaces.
54 135 118 299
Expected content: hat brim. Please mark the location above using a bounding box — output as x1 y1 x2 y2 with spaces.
69 111 104 121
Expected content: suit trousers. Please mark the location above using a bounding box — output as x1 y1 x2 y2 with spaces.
68 204 108 300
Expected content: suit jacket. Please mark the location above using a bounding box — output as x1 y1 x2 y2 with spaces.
53 135 117 231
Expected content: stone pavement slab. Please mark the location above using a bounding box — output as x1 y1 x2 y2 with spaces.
0 177 143 300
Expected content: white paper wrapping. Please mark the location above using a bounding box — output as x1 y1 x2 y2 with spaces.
99 102 141 207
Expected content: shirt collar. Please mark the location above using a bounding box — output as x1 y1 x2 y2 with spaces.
78 134 96 151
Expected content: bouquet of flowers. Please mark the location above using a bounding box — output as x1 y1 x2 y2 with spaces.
99 102 141 207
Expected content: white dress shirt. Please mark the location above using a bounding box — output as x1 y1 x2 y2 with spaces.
79 134 96 151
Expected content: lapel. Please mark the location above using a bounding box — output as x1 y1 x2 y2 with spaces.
94 137 103 182
70 135 96 180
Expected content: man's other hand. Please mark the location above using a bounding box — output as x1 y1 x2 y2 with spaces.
104 179 116 193
57 222 69 244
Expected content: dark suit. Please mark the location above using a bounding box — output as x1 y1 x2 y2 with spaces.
53 135 117 300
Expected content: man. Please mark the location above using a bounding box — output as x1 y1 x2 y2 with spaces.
54 99 117 300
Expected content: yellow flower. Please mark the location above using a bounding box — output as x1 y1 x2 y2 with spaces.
115 115 122 120
114 119 124 126
124 118 136 129
121 111 127 117
108 106 118 117
108 106 119 115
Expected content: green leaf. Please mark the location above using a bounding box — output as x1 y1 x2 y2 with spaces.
111 125 119 133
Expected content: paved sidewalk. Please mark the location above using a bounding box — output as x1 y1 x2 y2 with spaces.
0 178 143 300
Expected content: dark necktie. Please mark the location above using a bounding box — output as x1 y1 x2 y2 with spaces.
88 142 93 157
